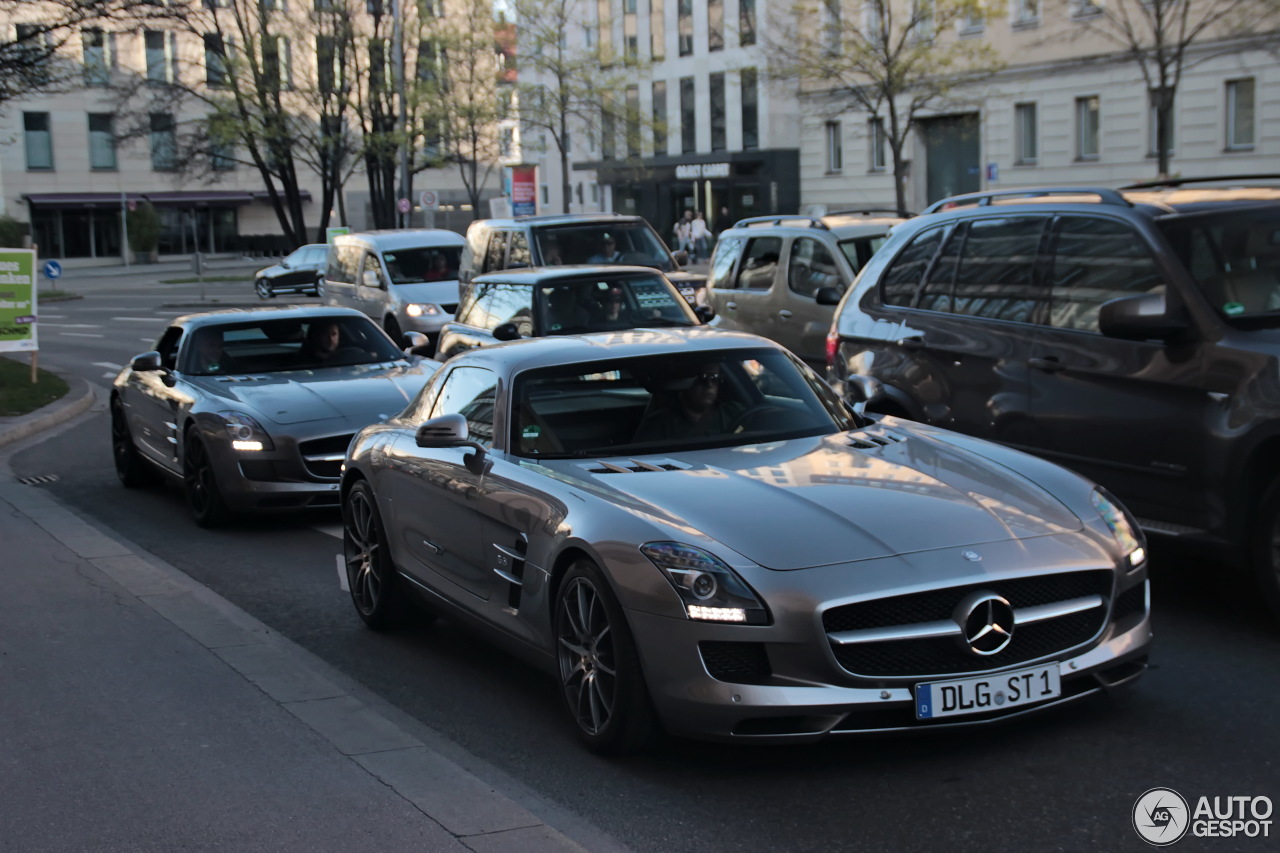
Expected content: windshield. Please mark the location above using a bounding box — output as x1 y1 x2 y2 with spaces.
838 235 889 275
182 315 406 375
535 273 699 334
535 223 675 271
1160 209 1280 322
383 246 462 284
510 348 855 458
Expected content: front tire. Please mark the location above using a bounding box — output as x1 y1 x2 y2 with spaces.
255 278 274 299
554 559 659 754
111 398 156 488
343 480 408 630
1252 479 1280 621
183 428 231 528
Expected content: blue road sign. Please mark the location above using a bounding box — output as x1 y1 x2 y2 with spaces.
43 260 62 280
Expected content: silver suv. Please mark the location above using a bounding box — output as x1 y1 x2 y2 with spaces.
705 210 907 368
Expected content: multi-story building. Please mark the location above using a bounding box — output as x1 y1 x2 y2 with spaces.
0 0 505 266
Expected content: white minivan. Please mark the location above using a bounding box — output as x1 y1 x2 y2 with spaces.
323 229 467 350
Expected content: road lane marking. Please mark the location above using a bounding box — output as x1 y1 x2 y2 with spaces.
61 332 105 338
93 361 124 370
42 323 101 328
111 317 168 322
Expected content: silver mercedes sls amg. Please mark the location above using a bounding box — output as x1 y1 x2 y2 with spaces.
111 306 439 526
339 329 1151 752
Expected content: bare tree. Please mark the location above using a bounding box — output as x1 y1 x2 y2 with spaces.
764 0 1002 214
511 0 649 213
1071 0 1275 178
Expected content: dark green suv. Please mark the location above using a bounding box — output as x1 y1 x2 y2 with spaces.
826 178 1280 618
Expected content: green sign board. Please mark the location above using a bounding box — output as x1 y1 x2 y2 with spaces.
0 248 37 353
325 226 350 244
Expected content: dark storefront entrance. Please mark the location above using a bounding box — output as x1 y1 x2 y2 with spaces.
921 114 981 205
588 149 800 245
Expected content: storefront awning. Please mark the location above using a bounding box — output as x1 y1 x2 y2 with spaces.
251 189 313 202
24 189 308 209
22 193 147 209
143 191 255 206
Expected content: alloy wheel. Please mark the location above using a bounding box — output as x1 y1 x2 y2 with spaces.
255 278 272 299
344 487 382 616
557 576 618 736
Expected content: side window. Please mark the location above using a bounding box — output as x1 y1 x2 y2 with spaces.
455 285 482 327
359 252 383 287
156 327 183 370
952 217 1047 322
307 247 326 266
467 282 532 331
787 237 842 297
429 366 497 447
880 226 946 307
328 245 358 283
735 236 782 291
1048 216 1163 333
709 235 744 289
483 232 508 273
508 232 531 268
915 225 963 313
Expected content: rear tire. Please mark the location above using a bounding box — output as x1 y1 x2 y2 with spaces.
343 480 408 630
111 398 156 488
255 278 274 299
1252 479 1280 622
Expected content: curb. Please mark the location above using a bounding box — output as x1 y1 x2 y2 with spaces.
0 374 97 449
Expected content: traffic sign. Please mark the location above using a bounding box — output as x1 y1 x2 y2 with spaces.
397 197 412 214
419 190 439 210
42 260 62 280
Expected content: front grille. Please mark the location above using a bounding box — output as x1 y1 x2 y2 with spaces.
1112 581 1147 624
825 571 1112 679
298 433 354 480
700 642 772 684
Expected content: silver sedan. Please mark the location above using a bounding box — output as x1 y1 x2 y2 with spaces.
340 329 1151 753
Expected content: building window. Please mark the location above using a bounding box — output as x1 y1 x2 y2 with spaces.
602 101 616 160
82 29 113 87
869 117 886 171
1075 95 1099 160
210 139 236 171
678 0 693 56
204 34 229 87
710 73 726 151
1014 102 1037 164
626 85 641 158
823 2 841 55
1148 90 1174 155
144 30 176 84
709 0 724 51
1013 0 1039 25
740 0 756 46
540 184 549 206
625 35 639 59
652 80 668 155
89 113 117 170
265 35 292 90
24 112 53 170
150 112 177 171
825 121 843 172
369 38 391 91
1227 78 1255 150
680 76 696 154
741 68 758 150
317 35 341 93
650 0 665 59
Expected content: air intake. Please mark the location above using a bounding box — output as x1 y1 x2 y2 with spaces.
847 431 906 450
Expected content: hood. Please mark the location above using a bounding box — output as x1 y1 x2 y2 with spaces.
256 263 285 278
390 280 462 304
551 430 1081 570
190 362 430 426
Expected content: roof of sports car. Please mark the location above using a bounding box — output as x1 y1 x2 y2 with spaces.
172 305 371 328
450 327 783 373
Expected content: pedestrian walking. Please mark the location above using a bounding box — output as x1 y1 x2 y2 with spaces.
690 211 711 263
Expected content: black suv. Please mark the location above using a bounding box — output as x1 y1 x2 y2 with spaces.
459 213 706 303
826 178 1280 617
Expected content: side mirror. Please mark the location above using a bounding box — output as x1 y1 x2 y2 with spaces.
694 304 715 324
492 322 521 342
842 374 884 417
815 286 843 306
1098 292 1186 341
130 351 164 372
281 261 291 269
402 331 430 353
362 268 382 289
414 413 492 475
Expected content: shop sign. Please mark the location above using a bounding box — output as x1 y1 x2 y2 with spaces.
675 162 731 179
0 248 37 353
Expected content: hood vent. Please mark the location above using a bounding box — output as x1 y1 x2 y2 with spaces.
215 374 270 382
584 459 688 474
847 430 906 451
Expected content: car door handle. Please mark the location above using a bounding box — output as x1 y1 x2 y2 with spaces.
1028 356 1066 373
896 337 926 350
778 310 793 319
725 301 738 310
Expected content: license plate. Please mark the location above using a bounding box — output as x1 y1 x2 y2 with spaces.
915 664 1061 720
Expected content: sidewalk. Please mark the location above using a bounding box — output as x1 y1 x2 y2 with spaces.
0 381 618 853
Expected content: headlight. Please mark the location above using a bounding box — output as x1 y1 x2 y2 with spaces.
640 542 769 624
405 303 441 317
1091 488 1145 568
219 410 274 452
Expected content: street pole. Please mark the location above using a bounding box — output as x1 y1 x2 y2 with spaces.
392 0 410 229
120 191 131 269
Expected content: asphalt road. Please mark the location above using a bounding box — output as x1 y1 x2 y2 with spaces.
11 272 1280 852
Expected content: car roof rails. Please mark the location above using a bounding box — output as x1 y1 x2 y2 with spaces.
824 208 916 218
1118 174 1280 190
922 187 1131 215
732 215 830 230
512 212 627 221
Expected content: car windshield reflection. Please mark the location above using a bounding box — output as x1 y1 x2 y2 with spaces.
182 316 406 376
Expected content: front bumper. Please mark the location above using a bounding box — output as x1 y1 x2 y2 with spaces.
627 592 1151 743
204 428 346 511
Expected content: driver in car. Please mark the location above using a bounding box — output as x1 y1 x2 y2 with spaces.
632 363 744 442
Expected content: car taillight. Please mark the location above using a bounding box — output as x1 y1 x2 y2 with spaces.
825 328 839 368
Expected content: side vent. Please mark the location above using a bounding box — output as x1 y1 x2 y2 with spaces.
493 534 529 612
